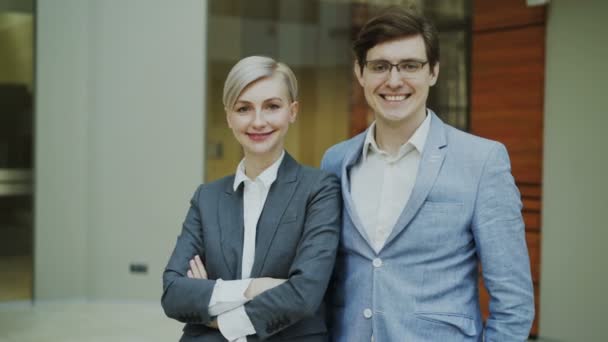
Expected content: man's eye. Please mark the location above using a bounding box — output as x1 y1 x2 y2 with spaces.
371 62 389 72
401 62 421 72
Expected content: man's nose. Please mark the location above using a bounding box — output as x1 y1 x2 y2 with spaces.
386 67 403 87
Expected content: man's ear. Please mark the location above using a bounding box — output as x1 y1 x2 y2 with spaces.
430 62 440 86
289 101 299 123
354 61 365 87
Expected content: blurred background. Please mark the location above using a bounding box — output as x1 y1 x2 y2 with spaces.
0 0 605 341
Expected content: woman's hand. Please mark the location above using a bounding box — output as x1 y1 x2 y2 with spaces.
245 278 287 299
186 255 207 279
186 255 217 329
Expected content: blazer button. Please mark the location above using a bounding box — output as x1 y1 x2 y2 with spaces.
372 258 383 268
363 308 373 319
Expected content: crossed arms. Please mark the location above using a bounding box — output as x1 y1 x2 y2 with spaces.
161 173 341 340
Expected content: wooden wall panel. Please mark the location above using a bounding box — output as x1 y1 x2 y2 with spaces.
471 26 545 184
472 0 545 337
474 0 545 31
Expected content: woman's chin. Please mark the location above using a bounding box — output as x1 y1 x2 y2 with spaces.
243 145 281 160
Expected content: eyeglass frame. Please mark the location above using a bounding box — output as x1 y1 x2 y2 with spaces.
363 59 430 78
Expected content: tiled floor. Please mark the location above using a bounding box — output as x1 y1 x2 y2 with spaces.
0 305 554 341
0 300 552 342
0 301 182 342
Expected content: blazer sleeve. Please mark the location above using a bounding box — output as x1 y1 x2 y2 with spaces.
244 172 342 339
472 143 535 340
161 184 217 324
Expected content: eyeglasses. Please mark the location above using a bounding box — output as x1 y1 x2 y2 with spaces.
364 59 429 77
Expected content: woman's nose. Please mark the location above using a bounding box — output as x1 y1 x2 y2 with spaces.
251 109 266 128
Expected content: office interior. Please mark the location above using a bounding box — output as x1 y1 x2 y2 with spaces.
0 0 606 341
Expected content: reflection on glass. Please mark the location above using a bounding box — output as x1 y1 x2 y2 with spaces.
0 1 34 301
206 0 352 181
205 0 471 181
348 0 471 132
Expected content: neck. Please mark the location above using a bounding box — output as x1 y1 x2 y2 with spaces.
243 149 283 180
374 110 426 156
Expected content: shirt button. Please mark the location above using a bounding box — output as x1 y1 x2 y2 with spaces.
363 308 373 319
372 258 383 268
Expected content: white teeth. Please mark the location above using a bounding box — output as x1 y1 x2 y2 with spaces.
384 95 406 101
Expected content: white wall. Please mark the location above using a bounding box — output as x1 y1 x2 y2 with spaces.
540 0 608 340
35 0 207 300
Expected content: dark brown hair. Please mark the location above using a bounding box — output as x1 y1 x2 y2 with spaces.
353 7 440 73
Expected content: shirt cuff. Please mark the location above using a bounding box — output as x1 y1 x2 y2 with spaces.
208 278 252 317
217 305 256 341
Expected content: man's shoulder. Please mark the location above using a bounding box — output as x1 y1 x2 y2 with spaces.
442 122 504 155
321 132 365 174
325 133 363 158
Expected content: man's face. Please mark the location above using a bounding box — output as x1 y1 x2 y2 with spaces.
355 35 439 127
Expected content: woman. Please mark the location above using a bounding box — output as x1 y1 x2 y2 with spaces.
161 56 341 342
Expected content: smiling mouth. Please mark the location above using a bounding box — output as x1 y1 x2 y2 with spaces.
381 94 410 101
247 131 275 141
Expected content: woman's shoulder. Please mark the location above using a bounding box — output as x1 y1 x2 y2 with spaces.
298 164 334 178
296 165 340 189
193 174 236 197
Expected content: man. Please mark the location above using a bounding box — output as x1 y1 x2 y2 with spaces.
321 7 534 341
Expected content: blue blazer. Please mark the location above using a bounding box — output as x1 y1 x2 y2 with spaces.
321 112 534 341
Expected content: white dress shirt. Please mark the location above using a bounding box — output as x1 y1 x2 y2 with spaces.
208 151 285 341
350 112 431 253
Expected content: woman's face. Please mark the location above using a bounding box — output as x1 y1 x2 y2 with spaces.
226 74 298 160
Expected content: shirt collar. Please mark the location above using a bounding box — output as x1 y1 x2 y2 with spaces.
362 109 432 162
233 150 285 191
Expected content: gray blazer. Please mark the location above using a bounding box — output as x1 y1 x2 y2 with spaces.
162 153 341 341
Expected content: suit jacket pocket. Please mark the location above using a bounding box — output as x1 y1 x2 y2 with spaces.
413 312 478 338
280 212 298 224
413 201 466 245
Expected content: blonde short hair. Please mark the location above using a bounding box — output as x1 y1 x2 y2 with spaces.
222 56 298 110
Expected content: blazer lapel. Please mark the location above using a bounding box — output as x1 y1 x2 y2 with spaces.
341 132 376 248
218 177 244 279
249 153 299 277
383 112 448 248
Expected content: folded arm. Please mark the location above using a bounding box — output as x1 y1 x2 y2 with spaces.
186 255 286 339
244 173 342 339
161 185 218 325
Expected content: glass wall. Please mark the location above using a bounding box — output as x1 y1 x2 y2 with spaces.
204 0 470 180
0 0 34 301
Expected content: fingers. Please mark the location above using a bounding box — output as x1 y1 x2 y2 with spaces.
189 259 202 278
205 319 218 329
195 255 208 279
246 277 287 299
187 255 208 279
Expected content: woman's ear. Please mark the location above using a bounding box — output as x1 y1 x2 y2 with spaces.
225 107 232 128
289 101 299 123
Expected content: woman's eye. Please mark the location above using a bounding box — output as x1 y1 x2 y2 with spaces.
267 103 281 111
236 106 250 113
